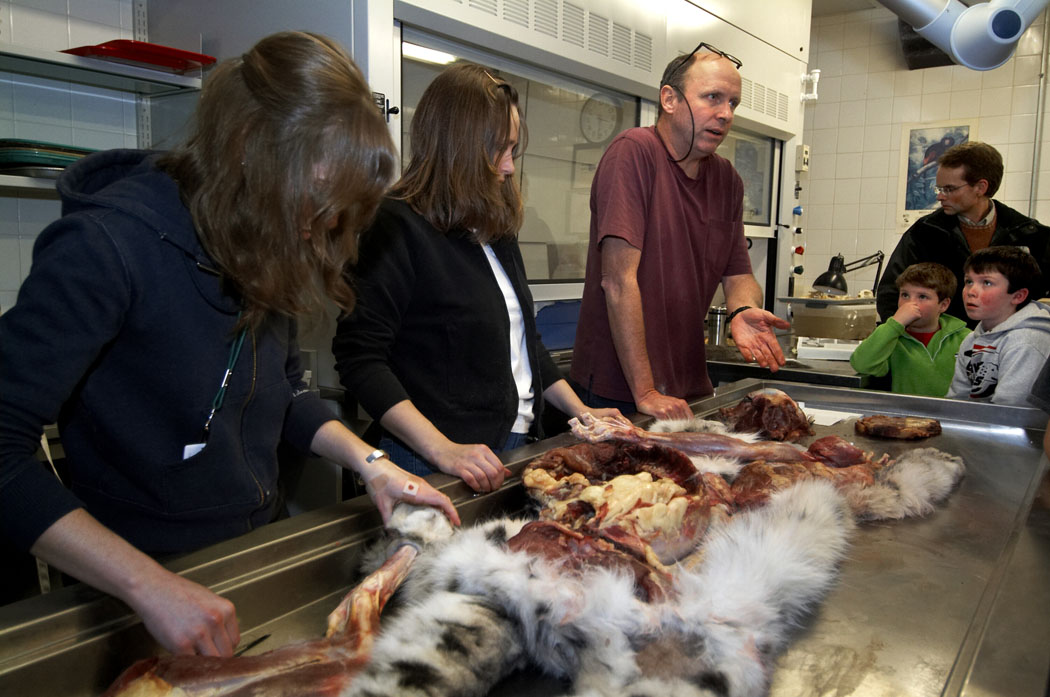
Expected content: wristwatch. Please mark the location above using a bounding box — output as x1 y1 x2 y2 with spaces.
365 448 389 464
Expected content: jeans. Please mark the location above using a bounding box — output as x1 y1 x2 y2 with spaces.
568 378 638 415
380 430 530 478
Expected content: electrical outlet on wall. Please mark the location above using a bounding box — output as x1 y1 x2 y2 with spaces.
794 144 810 172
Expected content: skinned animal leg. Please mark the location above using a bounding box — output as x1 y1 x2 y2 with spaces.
325 543 418 640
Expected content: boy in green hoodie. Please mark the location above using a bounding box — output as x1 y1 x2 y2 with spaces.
850 262 970 396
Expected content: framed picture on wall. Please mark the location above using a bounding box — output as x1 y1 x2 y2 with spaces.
897 119 976 231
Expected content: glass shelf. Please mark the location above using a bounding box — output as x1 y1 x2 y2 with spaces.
0 43 202 96
0 173 62 195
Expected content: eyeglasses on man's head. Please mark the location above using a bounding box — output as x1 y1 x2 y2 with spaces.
661 41 742 89
934 183 970 195
690 42 742 69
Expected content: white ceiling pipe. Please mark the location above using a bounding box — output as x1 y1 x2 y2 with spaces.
878 0 1050 69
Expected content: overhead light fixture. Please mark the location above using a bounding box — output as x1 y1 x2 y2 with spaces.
401 42 457 65
813 251 885 296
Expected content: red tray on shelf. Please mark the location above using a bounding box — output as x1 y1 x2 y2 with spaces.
62 40 216 74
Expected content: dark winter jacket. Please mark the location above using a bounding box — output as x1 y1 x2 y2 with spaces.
876 201 1050 327
0 150 335 555
333 198 562 452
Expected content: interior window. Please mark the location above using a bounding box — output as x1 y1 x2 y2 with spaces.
717 129 775 227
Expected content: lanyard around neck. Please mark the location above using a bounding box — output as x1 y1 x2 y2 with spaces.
202 314 248 439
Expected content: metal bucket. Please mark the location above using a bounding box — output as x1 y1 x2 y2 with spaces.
707 306 727 345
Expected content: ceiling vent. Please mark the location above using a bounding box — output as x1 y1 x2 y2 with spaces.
427 0 655 74
898 18 954 69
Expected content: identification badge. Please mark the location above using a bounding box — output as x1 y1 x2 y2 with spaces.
182 442 206 459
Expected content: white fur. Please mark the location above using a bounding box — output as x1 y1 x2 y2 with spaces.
649 417 762 443
386 503 456 544
845 447 965 520
686 454 745 478
668 480 853 696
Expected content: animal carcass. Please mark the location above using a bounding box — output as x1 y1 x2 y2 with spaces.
717 387 814 441
102 398 965 697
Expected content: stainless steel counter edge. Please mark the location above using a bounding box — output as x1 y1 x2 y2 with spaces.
0 426 584 674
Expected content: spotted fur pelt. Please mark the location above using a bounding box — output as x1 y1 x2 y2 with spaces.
349 480 854 697
348 422 965 697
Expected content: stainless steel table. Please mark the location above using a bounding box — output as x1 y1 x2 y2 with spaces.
1 380 1047 696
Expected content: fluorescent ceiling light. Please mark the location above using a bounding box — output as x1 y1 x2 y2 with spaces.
402 43 457 65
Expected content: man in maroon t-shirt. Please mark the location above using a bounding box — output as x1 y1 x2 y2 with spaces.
571 44 788 420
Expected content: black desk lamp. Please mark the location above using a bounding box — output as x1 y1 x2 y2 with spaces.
812 251 884 295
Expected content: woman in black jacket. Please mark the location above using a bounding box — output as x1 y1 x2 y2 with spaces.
0 32 457 659
334 64 622 492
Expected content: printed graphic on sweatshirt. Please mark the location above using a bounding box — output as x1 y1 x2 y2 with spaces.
963 342 999 399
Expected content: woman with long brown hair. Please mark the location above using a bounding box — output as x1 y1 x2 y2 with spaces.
0 31 457 658
333 63 622 491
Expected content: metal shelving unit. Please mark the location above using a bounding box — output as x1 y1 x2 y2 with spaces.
0 44 203 194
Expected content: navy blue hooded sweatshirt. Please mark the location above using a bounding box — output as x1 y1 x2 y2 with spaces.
0 150 335 555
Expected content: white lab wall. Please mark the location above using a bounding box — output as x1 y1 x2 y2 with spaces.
792 5 1049 310
687 0 811 60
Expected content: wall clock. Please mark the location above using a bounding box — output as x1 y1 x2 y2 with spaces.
579 93 622 144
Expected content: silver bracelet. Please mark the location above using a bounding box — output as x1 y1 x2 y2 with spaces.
365 448 389 464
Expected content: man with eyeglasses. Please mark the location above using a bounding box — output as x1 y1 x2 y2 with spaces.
877 141 1050 328
571 43 790 421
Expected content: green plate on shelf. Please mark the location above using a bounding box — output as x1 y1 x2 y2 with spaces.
0 139 96 168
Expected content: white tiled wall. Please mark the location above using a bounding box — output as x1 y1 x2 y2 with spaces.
0 0 136 312
799 6 1049 294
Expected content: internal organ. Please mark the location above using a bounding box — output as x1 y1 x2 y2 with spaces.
522 430 893 571
717 387 814 441
527 439 708 489
807 434 888 468
507 519 675 602
524 441 733 566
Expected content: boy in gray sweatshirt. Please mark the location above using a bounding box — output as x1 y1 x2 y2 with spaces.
948 245 1050 405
